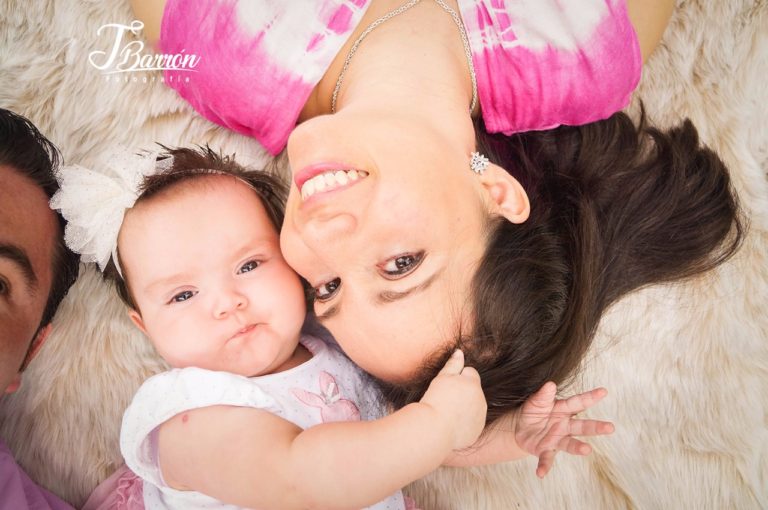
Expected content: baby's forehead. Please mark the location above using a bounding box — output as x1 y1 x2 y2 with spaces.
120 176 279 265
135 174 274 220
143 172 264 202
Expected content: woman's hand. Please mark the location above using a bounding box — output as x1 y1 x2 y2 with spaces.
419 350 487 451
515 382 614 478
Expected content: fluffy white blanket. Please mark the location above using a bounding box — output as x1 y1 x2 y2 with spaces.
1 1 766 508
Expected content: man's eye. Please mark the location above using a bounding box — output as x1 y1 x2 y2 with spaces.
380 251 425 278
238 260 260 274
0 278 8 296
314 277 341 302
170 290 197 303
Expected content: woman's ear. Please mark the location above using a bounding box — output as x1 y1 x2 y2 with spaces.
127 309 148 334
478 164 530 223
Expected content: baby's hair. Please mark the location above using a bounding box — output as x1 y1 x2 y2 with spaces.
103 145 288 311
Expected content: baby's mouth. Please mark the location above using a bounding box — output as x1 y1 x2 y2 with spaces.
229 324 257 340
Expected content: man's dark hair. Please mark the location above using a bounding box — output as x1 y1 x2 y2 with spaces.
0 108 80 331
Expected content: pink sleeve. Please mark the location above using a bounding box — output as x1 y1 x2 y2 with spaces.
463 0 642 134
158 0 311 155
0 440 74 510
159 0 369 155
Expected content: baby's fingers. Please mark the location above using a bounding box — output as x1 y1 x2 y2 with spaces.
557 436 593 456
569 419 615 437
459 366 481 382
438 350 465 376
536 449 557 478
555 387 608 415
526 381 558 411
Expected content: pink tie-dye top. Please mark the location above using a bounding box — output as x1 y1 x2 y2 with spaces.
160 0 641 155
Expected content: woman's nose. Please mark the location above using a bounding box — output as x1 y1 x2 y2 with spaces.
213 289 248 319
302 211 357 247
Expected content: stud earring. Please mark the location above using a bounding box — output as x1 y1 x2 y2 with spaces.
470 152 489 175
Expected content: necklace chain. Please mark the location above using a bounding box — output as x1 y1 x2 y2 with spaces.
331 0 478 114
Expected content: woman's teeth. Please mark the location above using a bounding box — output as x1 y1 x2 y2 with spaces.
301 169 368 199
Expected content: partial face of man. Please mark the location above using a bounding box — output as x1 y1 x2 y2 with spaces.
0 165 57 393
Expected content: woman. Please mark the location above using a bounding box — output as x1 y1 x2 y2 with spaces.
132 0 742 423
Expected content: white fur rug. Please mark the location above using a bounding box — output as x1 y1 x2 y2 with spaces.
1 1 766 508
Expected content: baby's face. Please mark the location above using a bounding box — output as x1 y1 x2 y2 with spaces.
118 176 306 377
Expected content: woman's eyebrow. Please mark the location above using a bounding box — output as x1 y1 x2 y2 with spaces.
316 303 341 322
375 268 444 304
317 267 445 323
0 243 38 293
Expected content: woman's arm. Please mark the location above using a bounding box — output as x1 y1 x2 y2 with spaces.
627 0 676 63
159 351 486 510
129 0 166 47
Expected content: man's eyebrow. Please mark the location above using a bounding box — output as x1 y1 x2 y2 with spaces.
375 268 443 304
0 243 38 292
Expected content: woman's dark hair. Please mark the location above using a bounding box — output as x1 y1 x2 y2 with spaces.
0 108 80 331
103 145 288 310
377 111 744 425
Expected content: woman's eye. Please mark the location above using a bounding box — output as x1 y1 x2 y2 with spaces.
238 260 260 274
314 277 341 302
170 290 197 303
380 251 425 278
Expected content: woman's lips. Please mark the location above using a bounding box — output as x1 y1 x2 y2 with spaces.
293 163 369 203
294 163 354 189
300 169 368 200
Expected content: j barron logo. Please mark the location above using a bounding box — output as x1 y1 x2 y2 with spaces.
88 20 200 75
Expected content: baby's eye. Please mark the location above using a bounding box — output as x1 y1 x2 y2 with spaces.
238 260 260 274
170 290 197 303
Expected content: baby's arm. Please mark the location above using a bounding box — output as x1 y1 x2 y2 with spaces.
158 351 485 510
445 382 614 477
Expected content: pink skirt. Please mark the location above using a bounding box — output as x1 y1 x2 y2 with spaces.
83 463 419 510
82 464 144 510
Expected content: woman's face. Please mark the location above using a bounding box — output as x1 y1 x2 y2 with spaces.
281 109 490 383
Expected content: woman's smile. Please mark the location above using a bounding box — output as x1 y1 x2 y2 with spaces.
294 163 370 201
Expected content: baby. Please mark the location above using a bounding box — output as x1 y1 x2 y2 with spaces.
52 146 613 510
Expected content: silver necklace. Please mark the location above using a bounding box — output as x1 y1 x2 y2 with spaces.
330 0 478 114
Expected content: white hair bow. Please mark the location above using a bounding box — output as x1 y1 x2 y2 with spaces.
50 147 168 274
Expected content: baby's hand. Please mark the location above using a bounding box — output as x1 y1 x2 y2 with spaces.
515 382 614 478
419 350 487 450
